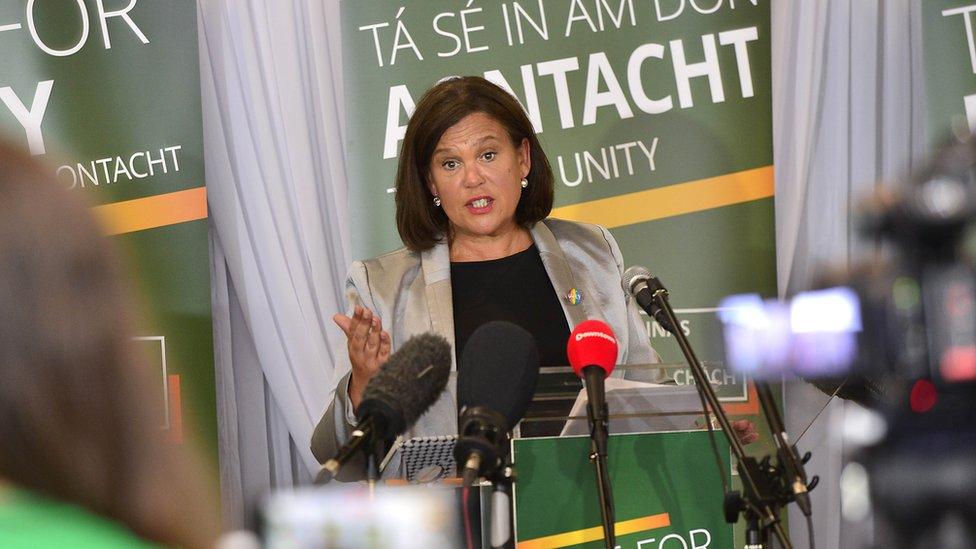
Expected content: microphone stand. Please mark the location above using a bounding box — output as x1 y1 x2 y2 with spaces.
366 435 384 495
584 371 616 549
645 277 794 549
755 383 814 519
455 409 517 548
316 416 378 485
591 440 615 549
489 464 516 549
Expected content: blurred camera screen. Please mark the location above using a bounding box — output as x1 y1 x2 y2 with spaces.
262 485 459 549
718 287 862 379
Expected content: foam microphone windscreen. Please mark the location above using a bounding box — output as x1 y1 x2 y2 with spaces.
567 320 618 378
358 332 452 440
457 321 540 429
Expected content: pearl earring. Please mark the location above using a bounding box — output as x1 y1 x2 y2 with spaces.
521 178 528 189
433 196 442 207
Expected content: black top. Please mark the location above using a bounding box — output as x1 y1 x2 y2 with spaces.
451 244 580 436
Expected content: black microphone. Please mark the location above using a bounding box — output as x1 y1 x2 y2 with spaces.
317 333 452 482
454 321 540 487
622 265 679 334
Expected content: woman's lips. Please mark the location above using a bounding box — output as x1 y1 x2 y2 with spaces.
466 196 494 214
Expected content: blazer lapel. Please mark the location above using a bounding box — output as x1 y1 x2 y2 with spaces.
420 240 457 370
531 221 592 330
421 223 593 363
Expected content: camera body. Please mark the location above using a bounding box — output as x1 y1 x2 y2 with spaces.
720 138 976 548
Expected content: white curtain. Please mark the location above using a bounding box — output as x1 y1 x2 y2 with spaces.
197 0 349 528
772 1 925 547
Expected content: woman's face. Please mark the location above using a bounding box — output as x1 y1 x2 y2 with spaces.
427 112 530 243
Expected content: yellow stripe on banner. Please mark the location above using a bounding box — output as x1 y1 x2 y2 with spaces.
550 165 774 229
93 187 208 236
516 513 671 549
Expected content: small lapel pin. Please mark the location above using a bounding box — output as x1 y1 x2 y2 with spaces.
566 288 583 305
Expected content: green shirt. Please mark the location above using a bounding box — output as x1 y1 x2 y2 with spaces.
0 488 159 548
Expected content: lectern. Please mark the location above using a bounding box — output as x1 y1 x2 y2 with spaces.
511 365 736 549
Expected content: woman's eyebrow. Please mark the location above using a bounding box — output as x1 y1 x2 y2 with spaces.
433 135 500 157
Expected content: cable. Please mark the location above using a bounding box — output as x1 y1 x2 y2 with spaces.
795 379 846 445
806 513 816 549
462 485 476 549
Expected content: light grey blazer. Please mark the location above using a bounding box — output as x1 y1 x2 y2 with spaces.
310 218 659 480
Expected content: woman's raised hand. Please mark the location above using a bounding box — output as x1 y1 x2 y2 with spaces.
333 306 391 411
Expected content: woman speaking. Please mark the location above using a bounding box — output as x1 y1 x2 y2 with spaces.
311 77 752 478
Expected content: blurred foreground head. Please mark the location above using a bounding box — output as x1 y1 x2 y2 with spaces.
0 143 218 547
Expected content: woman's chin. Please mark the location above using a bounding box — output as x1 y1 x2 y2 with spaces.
453 221 525 242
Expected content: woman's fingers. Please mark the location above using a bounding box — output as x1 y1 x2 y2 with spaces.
340 306 363 341
332 313 352 336
367 316 387 355
365 316 381 352
378 331 391 363
337 306 390 389
350 307 372 348
341 306 388 365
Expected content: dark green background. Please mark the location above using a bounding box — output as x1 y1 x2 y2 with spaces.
342 0 776 363
924 0 976 147
342 4 779 543
513 431 733 547
0 1 217 464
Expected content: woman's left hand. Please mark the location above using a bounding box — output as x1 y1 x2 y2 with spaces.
732 419 760 445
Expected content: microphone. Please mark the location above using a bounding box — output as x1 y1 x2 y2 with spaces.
566 319 618 548
626 266 815 531
317 332 452 482
622 265 679 334
454 321 540 486
567 320 618 454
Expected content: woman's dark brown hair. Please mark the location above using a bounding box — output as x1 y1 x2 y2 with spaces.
395 76 554 251
0 143 218 547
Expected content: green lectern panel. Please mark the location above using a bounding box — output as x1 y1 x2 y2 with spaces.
513 431 732 549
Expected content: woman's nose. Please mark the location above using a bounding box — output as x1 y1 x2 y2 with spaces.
461 165 485 187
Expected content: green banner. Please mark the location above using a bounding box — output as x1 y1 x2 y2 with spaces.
0 1 216 463
513 431 732 548
342 0 775 365
339 3 786 543
923 0 976 145
341 0 776 461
